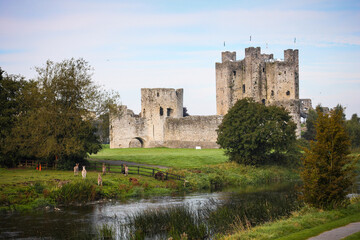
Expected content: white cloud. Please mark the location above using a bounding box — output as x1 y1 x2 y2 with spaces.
1 0 359 117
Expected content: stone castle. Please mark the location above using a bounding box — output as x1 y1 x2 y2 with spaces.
110 47 312 148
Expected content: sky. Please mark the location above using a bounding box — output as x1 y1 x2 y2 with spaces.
1 0 360 118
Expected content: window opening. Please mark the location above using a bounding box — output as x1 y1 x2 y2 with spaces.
160 107 163 116
286 91 290 96
242 84 246 93
167 108 173 117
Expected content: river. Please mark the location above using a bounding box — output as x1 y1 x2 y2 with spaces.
0 182 305 239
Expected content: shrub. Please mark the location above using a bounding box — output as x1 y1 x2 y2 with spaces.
53 179 99 204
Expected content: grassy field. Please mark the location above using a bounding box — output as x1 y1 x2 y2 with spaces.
0 168 181 212
89 145 228 168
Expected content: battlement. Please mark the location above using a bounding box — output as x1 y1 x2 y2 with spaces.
284 49 298 63
245 47 261 59
222 51 236 62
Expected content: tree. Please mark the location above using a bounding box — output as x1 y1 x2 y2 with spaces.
216 98 297 165
0 68 31 167
302 108 317 140
5 59 120 169
302 105 327 141
300 107 355 209
346 114 360 149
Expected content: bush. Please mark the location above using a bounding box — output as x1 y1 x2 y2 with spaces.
53 179 99 204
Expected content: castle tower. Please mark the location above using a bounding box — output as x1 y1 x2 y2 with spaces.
141 88 183 146
216 47 301 136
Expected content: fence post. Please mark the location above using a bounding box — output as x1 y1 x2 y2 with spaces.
166 172 168 180
152 169 155 177
107 164 110 173
138 166 139 174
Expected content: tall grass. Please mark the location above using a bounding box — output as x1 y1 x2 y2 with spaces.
54 179 100 204
122 186 300 239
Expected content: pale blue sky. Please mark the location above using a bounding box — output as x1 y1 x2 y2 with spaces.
1 0 359 117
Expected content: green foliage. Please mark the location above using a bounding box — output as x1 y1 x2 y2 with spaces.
54 179 99 204
3 59 110 169
346 114 360 149
300 107 355 209
98 224 115 240
124 187 299 239
302 108 318 140
216 98 297 165
0 68 30 167
1 59 121 169
225 201 360 240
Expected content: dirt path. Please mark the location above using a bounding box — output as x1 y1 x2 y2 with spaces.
88 158 168 169
308 222 360 240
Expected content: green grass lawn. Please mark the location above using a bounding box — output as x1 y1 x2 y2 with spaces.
222 200 360 240
90 145 228 168
0 168 180 212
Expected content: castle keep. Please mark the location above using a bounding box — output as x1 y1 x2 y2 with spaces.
110 47 311 148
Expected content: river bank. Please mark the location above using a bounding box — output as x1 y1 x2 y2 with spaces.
222 197 360 240
0 161 299 213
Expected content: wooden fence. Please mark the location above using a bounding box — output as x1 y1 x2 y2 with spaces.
18 160 185 181
18 160 54 169
88 162 185 181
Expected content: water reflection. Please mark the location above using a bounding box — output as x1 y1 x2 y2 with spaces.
0 183 299 239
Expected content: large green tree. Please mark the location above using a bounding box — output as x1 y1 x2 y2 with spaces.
300 107 355 209
0 68 33 166
5 59 120 168
216 98 297 165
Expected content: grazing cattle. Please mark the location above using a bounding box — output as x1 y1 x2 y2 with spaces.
82 166 87 179
98 173 103 186
154 171 165 180
129 177 139 185
74 163 79 175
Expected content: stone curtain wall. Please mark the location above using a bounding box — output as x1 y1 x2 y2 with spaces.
164 115 223 148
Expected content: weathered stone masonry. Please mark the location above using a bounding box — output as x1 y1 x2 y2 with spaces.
110 88 223 148
110 47 311 148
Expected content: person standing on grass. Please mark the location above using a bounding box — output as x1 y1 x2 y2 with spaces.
82 166 87 179
124 164 128 176
102 163 106 175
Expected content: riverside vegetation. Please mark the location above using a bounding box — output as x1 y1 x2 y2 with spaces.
1 147 359 239
0 148 299 212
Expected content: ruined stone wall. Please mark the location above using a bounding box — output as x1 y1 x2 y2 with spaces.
300 99 312 118
271 99 301 137
109 106 147 148
164 115 223 148
141 88 183 146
